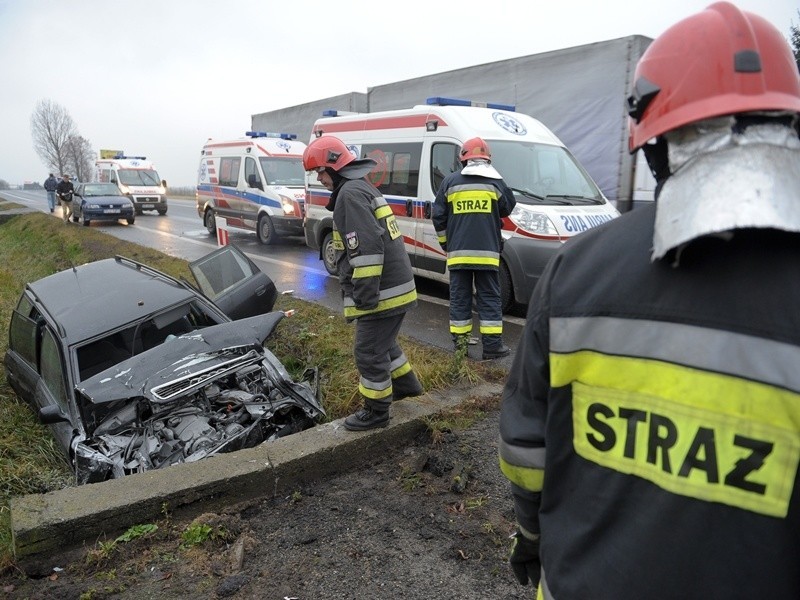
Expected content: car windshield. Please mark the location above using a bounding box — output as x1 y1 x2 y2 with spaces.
258 157 305 186
75 299 222 382
490 141 604 205
83 183 122 196
117 169 161 186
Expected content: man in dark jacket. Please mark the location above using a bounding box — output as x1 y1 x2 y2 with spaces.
303 135 422 431
55 174 74 224
43 173 58 212
499 3 800 598
432 137 516 359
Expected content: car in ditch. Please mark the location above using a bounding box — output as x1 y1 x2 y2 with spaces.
4 244 324 484
71 182 136 226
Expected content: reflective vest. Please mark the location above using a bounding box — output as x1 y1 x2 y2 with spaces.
499 204 800 599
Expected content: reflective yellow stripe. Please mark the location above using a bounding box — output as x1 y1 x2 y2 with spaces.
374 205 393 219
437 234 447 244
332 230 344 251
499 456 544 492
343 289 417 319
359 382 393 400
448 256 500 268
554 352 800 518
450 323 472 335
392 361 412 379
479 324 502 335
353 265 383 278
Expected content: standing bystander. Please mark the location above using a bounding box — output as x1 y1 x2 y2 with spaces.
43 173 58 213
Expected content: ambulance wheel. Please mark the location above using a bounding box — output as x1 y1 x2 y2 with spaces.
499 261 514 314
204 210 216 235
257 214 276 245
157 207 167 216
322 232 337 275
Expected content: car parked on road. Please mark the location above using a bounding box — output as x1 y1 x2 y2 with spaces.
71 182 136 226
4 244 323 484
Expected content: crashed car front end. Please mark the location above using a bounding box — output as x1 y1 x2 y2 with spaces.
73 313 324 485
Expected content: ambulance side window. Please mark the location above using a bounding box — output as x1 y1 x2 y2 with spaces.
245 157 263 190
431 143 460 193
219 157 241 187
360 143 421 198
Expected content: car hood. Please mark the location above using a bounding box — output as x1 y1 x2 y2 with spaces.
77 312 285 405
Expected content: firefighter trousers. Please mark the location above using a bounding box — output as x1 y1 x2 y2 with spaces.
354 312 411 412
448 268 504 351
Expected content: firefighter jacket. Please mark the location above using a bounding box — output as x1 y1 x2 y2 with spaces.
432 171 515 271
499 204 800 599
329 178 417 322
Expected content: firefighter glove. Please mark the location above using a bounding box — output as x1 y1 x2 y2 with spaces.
509 530 540 587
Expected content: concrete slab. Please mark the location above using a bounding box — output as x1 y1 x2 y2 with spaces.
10 382 503 560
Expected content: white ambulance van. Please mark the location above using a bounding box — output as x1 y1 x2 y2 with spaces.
96 155 168 215
196 131 307 245
304 97 620 312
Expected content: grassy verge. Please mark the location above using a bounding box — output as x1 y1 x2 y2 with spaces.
0 210 502 569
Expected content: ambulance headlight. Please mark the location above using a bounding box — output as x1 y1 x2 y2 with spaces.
279 194 295 215
508 206 558 236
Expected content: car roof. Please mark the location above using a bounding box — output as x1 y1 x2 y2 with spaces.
28 257 201 344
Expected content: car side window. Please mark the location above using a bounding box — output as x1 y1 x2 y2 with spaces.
219 157 241 187
430 143 460 194
245 157 263 190
40 327 69 410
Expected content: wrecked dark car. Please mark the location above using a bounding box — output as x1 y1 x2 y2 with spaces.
4 245 324 484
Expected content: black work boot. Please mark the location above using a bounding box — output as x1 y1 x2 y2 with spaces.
482 344 511 360
344 406 390 431
393 370 423 401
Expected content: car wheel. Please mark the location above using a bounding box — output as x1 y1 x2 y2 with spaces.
126 217 135 225
499 261 514 314
204 209 216 235
157 208 167 216
82 217 90 227
321 231 337 275
257 214 276 245
134 208 142 216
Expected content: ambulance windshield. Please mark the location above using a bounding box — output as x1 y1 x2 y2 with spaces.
117 169 162 187
490 141 604 205
259 158 305 187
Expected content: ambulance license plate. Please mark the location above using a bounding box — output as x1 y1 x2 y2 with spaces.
141 204 154 209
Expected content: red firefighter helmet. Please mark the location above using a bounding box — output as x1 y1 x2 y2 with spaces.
303 135 355 172
459 137 492 162
627 1 800 152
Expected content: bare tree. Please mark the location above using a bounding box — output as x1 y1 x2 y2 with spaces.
791 12 800 72
30 99 78 176
65 135 95 183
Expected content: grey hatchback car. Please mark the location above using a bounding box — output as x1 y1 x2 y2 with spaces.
4 245 324 484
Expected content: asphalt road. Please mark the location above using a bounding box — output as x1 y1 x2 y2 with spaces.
2 189 524 366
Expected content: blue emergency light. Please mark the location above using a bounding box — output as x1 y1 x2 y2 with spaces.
245 131 297 140
426 96 516 111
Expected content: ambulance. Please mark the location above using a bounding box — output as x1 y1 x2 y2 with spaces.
196 131 307 245
304 97 620 312
96 154 168 215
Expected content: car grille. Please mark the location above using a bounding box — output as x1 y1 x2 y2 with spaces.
151 349 262 402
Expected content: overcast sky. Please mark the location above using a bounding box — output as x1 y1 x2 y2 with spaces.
1 0 797 187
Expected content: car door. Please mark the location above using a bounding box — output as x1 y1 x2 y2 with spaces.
188 244 277 320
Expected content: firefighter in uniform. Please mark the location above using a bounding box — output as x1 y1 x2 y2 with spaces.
432 137 516 359
303 135 422 431
499 3 800 598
